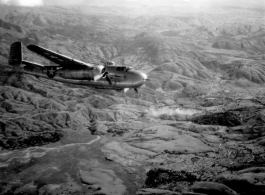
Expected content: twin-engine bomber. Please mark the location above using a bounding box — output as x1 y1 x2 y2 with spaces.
9 42 148 93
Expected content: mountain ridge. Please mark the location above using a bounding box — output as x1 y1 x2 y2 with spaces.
1 4 265 195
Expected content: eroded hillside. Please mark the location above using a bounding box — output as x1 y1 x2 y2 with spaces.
1 62 265 195
1 2 265 195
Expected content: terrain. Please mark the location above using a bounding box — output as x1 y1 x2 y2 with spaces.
0 1 265 195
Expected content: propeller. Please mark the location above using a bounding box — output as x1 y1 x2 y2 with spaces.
94 71 112 85
104 73 112 85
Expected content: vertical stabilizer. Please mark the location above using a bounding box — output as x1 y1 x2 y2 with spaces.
9 42 22 66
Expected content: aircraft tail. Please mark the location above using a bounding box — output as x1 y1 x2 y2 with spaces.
9 42 23 66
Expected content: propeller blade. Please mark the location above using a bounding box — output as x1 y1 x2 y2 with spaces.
124 88 129 93
105 75 112 85
134 88 138 93
94 74 103 81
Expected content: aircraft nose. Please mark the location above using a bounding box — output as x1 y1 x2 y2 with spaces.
139 72 148 81
130 70 148 88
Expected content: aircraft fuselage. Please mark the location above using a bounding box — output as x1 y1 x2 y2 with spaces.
23 65 147 89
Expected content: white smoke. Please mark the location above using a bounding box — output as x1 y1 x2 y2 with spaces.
1 0 43 6
146 106 202 118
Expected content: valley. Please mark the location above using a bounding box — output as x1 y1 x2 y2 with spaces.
0 1 265 194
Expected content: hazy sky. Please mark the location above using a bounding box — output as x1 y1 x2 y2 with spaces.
0 0 264 7
1 0 43 6
131 0 265 7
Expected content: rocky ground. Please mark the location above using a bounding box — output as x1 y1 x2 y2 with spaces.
1 64 265 195
0 1 265 195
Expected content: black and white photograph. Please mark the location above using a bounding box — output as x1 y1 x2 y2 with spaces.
0 0 265 194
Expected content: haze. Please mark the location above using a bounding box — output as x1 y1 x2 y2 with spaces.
1 0 264 8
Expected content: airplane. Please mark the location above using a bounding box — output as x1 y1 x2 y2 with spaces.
8 42 148 93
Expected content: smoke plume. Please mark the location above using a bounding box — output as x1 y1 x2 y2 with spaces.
146 107 202 118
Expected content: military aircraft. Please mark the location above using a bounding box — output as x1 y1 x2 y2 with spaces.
9 42 148 93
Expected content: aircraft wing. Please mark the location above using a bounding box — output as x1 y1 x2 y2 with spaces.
27 45 92 69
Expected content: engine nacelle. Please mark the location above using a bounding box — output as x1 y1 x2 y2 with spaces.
56 65 106 80
94 65 106 74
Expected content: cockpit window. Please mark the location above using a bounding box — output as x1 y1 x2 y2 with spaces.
116 67 128 72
